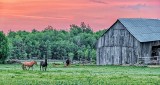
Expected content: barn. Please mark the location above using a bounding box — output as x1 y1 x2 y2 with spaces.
96 18 160 65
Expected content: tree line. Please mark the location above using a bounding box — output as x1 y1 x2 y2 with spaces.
0 22 105 63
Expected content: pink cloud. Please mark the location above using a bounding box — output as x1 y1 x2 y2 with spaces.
89 0 108 4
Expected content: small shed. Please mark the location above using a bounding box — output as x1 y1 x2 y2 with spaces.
96 18 160 65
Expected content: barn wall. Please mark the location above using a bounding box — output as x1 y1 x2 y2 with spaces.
141 41 160 64
97 21 141 65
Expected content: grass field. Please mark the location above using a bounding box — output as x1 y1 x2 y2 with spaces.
0 64 160 85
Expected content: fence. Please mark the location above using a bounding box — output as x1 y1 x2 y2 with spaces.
138 56 160 65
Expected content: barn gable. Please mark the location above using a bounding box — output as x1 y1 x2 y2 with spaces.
97 20 140 49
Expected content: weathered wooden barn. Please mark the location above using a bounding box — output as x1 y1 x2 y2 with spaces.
96 18 160 65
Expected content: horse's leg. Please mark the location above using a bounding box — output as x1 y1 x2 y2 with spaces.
22 64 24 70
23 65 26 70
43 67 44 71
44 66 47 71
40 65 41 71
28 67 30 70
24 66 27 70
22 65 27 70
32 66 33 70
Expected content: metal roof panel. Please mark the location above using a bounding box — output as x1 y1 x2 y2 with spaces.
119 18 160 42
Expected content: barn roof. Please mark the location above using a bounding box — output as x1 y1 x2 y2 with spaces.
118 18 160 42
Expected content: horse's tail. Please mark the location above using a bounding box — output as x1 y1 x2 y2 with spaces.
22 63 25 70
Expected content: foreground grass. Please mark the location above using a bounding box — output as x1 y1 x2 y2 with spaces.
0 64 160 85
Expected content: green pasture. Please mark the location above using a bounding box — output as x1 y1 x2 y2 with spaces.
0 64 160 85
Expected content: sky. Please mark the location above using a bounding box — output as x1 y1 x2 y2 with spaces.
0 0 160 33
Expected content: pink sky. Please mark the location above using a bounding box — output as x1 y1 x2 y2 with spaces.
0 0 160 33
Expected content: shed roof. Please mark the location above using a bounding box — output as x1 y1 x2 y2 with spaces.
118 18 160 42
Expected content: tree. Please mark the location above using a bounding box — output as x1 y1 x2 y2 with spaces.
6 22 104 62
68 52 74 61
0 31 8 63
32 29 39 33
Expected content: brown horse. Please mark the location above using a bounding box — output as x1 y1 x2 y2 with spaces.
22 61 37 70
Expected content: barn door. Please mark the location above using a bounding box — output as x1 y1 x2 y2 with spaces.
125 48 131 64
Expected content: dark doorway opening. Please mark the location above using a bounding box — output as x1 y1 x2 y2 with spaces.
152 45 160 56
151 45 160 65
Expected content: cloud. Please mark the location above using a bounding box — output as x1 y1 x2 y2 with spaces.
6 14 73 20
119 4 151 10
89 0 107 4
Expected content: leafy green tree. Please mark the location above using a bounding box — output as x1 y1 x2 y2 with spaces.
77 50 83 60
7 22 105 62
90 49 96 60
68 52 74 61
32 29 39 33
0 31 8 63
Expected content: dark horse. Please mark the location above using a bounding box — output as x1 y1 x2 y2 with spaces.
40 59 48 71
65 59 71 67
